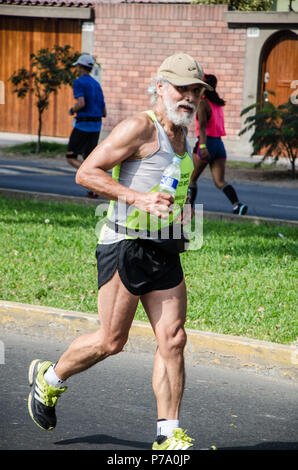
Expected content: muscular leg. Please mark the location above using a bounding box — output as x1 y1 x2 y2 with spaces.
210 158 227 189
66 152 82 169
141 280 187 420
54 271 139 380
190 151 208 184
210 159 240 206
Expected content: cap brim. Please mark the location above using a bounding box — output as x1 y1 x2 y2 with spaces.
168 77 213 91
72 61 94 68
160 72 213 91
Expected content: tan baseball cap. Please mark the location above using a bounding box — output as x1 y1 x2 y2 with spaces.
158 53 213 90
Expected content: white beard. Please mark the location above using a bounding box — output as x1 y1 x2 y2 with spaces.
163 90 196 127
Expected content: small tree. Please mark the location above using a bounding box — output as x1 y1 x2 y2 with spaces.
239 98 298 178
9 45 80 153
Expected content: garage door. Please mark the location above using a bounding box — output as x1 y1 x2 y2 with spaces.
0 16 81 137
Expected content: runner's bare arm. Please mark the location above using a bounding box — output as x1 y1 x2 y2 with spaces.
76 113 173 217
69 96 85 115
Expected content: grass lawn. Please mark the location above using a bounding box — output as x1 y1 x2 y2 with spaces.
0 196 297 345
2 141 67 156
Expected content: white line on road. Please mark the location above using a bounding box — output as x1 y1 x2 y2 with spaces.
0 165 74 175
272 204 298 210
0 169 20 175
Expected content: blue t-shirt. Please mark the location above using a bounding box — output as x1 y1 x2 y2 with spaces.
73 74 106 132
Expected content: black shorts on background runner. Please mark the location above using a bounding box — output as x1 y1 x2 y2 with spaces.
67 127 99 159
95 239 183 296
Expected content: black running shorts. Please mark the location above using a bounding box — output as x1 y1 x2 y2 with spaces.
67 127 100 159
95 239 184 296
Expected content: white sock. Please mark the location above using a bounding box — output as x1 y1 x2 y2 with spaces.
157 419 179 438
44 364 65 388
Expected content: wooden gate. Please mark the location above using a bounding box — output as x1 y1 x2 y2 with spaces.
260 30 298 108
0 16 81 138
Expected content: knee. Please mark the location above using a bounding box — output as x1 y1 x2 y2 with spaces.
89 330 127 361
158 325 187 357
214 179 226 190
105 335 128 356
66 152 77 161
173 327 187 351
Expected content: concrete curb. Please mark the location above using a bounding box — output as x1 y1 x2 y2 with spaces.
0 300 297 382
0 187 97 207
1 187 298 228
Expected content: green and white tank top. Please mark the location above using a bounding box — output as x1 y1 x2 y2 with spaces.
98 110 194 244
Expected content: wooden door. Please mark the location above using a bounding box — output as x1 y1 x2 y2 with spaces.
0 16 81 138
260 31 298 107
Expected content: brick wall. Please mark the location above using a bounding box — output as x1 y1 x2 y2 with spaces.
94 3 246 141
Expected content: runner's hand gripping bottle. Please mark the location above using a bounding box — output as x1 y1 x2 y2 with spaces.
158 156 181 197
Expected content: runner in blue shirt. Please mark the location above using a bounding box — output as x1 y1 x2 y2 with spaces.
66 54 107 198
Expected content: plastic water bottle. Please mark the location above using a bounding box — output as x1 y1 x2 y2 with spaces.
158 156 181 197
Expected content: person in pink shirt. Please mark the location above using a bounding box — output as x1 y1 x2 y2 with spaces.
189 74 248 215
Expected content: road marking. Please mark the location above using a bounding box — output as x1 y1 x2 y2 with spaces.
0 169 20 175
272 204 298 210
0 165 75 176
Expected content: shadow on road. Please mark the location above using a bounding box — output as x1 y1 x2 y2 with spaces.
54 433 152 450
54 435 297 451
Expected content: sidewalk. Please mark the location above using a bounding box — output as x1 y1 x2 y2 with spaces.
0 132 68 148
0 300 297 382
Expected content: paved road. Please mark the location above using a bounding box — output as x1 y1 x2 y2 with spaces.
0 331 297 452
196 178 298 221
0 158 86 198
0 158 297 221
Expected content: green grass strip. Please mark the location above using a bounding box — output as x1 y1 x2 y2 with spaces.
0 196 297 345
2 142 67 156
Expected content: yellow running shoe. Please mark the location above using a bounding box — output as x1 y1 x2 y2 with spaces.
152 428 194 450
28 359 67 431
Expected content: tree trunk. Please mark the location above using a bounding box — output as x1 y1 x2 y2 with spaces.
291 159 296 179
36 110 42 153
